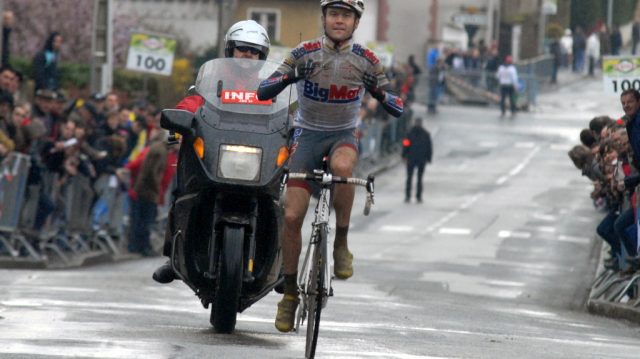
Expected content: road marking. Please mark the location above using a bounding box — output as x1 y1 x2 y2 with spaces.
439 227 471 235
537 226 557 233
422 194 485 234
557 235 590 244
532 213 557 221
478 141 499 148
550 143 572 151
322 351 452 359
515 142 536 148
495 146 540 185
498 230 532 239
485 280 526 287
460 193 484 209
381 225 414 232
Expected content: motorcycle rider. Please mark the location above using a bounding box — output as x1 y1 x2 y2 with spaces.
152 19 270 283
257 0 403 332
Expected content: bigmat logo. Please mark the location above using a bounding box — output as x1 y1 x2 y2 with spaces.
221 90 272 106
352 44 380 65
303 80 361 103
292 41 322 59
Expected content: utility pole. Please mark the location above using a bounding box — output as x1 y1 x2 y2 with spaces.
429 0 438 42
485 0 495 46
90 0 113 94
216 0 237 58
538 0 547 55
607 0 614 29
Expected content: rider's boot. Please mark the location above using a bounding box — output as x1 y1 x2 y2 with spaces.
152 260 177 284
275 273 299 332
333 225 353 280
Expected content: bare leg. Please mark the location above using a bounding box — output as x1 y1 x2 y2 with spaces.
281 187 311 275
331 146 358 249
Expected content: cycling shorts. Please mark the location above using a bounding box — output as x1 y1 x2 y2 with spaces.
287 127 359 193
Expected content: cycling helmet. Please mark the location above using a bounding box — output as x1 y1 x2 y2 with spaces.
224 20 270 60
321 0 365 18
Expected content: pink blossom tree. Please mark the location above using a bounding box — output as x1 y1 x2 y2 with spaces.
5 0 138 65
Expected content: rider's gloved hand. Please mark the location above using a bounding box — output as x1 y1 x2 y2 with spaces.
363 72 386 101
284 60 316 85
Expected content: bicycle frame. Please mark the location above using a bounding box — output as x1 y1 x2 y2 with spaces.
297 173 333 324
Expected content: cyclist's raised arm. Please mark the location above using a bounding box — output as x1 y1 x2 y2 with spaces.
257 41 320 101
257 70 290 101
363 70 404 118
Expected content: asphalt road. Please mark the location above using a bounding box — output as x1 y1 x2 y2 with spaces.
2 78 640 358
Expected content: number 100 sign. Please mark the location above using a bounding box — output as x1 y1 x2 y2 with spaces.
602 56 640 95
126 32 177 76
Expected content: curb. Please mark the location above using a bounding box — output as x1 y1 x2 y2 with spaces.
586 241 640 324
587 299 640 323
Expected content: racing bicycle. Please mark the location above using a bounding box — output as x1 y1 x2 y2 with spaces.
280 163 375 359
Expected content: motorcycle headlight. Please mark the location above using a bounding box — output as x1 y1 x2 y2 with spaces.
218 144 262 181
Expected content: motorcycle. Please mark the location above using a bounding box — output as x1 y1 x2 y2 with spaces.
160 58 296 333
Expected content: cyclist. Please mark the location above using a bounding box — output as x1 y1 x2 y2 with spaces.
257 0 403 333
152 19 271 283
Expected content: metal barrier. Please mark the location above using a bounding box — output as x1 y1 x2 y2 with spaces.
0 153 38 259
415 55 554 110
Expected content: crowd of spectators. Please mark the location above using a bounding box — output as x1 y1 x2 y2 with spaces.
569 89 640 273
0 9 176 257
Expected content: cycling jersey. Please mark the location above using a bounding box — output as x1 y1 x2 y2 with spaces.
277 36 390 131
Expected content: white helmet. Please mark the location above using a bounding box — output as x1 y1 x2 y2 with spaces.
321 0 365 18
224 20 270 60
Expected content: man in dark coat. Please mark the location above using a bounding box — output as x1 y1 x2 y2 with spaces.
402 118 433 203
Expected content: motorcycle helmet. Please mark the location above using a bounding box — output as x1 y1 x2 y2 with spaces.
224 20 270 60
321 0 365 18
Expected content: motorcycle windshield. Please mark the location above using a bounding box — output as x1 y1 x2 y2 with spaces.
195 58 297 115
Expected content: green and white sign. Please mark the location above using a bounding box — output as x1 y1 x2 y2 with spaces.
126 32 177 76
602 56 640 95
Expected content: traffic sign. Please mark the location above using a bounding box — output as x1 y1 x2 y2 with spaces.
602 56 640 95
126 32 177 76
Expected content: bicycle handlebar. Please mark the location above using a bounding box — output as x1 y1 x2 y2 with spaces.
281 169 375 215
285 172 374 192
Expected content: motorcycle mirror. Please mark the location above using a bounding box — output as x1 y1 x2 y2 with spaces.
160 109 194 136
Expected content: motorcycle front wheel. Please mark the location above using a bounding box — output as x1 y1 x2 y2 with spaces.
211 224 244 333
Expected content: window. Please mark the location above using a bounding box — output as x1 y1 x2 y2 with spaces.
248 8 281 42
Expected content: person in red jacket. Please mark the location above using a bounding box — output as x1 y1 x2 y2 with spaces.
117 139 178 256
152 19 271 282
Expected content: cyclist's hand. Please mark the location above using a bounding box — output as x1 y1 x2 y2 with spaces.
363 72 385 100
285 60 316 84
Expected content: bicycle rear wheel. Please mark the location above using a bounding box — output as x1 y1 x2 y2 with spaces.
305 224 327 359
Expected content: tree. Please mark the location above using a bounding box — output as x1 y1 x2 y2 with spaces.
5 0 138 65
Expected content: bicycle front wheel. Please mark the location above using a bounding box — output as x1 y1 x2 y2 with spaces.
305 224 327 359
